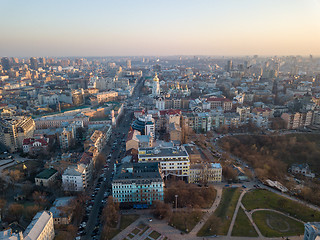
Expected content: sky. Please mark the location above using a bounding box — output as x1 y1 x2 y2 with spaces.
1 0 320 57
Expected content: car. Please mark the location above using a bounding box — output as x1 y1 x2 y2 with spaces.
242 185 247 188
148 218 152 222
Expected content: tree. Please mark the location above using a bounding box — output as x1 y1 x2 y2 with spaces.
152 201 172 220
8 203 24 222
102 196 119 228
32 191 48 207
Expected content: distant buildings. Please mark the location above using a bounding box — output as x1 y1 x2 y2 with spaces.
281 111 313 129
0 116 35 152
112 162 164 205
304 222 320 240
23 211 55 240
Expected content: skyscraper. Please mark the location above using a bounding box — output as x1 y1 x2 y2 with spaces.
39 57 46 67
126 59 131 69
30 57 38 70
1 57 11 70
226 60 233 72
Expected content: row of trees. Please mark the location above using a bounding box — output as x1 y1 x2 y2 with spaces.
100 196 120 240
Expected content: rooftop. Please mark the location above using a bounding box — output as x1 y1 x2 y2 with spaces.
23 211 53 240
35 168 57 180
138 146 188 159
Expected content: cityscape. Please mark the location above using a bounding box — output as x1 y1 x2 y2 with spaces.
1 1 320 240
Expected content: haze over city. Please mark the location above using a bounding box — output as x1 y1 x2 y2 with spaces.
1 0 320 57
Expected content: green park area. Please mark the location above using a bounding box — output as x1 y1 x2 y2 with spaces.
197 187 241 236
242 189 320 222
252 210 304 237
106 214 140 240
231 207 258 237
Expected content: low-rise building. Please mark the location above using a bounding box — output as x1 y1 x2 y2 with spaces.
23 138 49 154
112 162 164 205
49 197 75 225
290 163 315 178
62 164 88 192
189 163 222 184
23 211 55 240
35 168 58 187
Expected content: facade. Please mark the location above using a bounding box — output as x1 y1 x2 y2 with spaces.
35 168 58 187
281 111 313 129
0 116 35 152
138 146 190 181
112 162 164 205
132 114 155 139
304 222 320 240
189 163 222 184
59 128 73 150
207 97 233 111
84 130 105 153
23 211 55 240
49 197 75 225
62 164 88 192
96 91 118 103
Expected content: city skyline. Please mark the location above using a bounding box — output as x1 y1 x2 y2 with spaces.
1 0 320 57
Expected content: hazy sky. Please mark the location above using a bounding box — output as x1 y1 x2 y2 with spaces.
1 0 320 57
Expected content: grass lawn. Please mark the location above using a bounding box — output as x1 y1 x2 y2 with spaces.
253 210 305 237
231 207 258 237
197 187 241 236
169 210 203 233
149 230 161 239
242 189 320 222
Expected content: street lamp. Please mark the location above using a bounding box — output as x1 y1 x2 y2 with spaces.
175 195 178 210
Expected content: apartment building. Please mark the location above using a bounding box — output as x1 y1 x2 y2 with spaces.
112 162 164 205
62 164 88 192
0 116 35 152
138 146 190 181
23 211 55 240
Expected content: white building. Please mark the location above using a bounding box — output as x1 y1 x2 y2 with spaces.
23 211 55 240
155 96 165 110
138 146 190 181
152 73 160 96
62 164 88 192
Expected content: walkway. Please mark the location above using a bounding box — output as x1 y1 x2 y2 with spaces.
188 186 223 237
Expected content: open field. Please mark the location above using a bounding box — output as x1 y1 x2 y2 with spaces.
253 210 304 237
242 189 320 222
197 187 241 236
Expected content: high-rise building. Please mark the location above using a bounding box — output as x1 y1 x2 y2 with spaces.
226 60 233 72
30 57 38 70
126 59 131 69
1 57 10 70
0 116 35 152
39 57 46 67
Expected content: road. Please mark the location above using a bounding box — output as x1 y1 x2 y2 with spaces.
81 77 144 240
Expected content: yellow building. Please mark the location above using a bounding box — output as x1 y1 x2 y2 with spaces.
189 163 222 184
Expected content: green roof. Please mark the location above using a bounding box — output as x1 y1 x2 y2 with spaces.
35 168 58 179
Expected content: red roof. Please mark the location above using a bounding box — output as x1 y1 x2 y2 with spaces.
159 109 181 116
23 138 48 146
